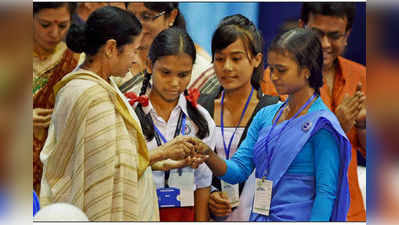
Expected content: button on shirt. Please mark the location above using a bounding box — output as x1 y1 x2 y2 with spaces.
143 94 216 190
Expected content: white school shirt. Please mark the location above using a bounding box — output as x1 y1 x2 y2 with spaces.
215 126 256 222
142 94 216 190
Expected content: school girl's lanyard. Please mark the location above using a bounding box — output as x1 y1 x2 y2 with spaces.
221 87 254 160
262 93 317 178
153 111 186 187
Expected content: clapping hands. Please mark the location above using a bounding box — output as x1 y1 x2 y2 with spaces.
335 82 366 132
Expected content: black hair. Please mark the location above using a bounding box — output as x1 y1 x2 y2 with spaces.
301 2 356 31
127 2 186 31
66 6 142 56
135 27 209 141
211 14 264 92
268 28 323 95
33 2 77 16
277 18 299 35
148 27 196 65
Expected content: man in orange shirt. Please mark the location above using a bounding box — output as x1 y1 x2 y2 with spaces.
261 3 366 221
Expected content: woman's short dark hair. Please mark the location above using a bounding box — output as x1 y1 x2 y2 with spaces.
211 14 264 91
136 28 210 141
33 2 77 16
66 6 142 56
268 28 324 94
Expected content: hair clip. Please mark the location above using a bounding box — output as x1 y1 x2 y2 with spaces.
185 88 200 108
125 92 149 107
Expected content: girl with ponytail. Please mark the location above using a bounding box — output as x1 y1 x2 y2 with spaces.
126 27 215 222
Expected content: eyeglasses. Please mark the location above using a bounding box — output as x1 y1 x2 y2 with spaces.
138 11 166 22
306 26 346 41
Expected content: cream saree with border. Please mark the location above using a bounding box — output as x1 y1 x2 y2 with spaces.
39 69 159 221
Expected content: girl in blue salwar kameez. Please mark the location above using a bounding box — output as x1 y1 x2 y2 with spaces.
195 28 352 221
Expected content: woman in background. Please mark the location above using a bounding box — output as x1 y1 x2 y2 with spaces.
33 2 80 194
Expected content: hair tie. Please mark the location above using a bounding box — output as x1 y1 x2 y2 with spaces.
185 88 200 108
125 92 149 107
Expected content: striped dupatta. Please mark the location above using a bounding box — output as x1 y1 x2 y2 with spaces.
40 70 158 221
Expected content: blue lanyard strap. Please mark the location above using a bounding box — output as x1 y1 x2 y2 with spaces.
153 111 186 145
263 93 317 177
153 125 167 144
221 87 254 160
152 111 186 187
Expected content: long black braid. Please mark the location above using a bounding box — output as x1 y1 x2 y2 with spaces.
134 71 155 141
184 90 209 139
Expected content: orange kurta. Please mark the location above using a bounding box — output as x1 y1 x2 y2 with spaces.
261 56 366 221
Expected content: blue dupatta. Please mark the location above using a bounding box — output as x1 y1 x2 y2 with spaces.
250 108 351 221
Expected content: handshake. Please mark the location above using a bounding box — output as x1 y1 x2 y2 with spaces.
152 135 212 171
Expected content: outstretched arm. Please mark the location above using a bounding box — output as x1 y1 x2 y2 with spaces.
196 108 267 184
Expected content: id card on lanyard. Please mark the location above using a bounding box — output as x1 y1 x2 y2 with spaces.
252 93 317 216
220 88 254 207
153 111 195 208
253 177 273 216
221 180 240 208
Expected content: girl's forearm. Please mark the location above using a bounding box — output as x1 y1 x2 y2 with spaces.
205 151 227 177
194 187 211 221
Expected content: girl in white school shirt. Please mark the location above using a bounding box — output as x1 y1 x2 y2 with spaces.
126 27 215 221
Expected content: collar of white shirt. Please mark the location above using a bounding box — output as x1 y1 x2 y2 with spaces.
142 93 188 123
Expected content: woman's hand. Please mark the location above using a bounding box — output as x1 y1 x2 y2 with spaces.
191 136 212 155
161 135 196 161
186 137 212 168
209 191 232 217
163 158 192 170
33 108 53 128
190 154 210 169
